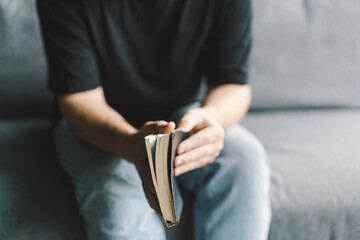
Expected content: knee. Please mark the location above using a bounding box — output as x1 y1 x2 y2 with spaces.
220 126 270 191
80 177 165 240
202 137 270 209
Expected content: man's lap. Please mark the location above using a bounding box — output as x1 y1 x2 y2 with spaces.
176 123 271 240
54 119 166 240
54 116 270 240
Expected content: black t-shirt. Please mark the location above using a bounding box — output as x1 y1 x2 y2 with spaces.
37 0 251 127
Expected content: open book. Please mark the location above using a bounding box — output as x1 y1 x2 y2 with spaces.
144 130 189 227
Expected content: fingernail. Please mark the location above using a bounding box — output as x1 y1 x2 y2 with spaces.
176 158 182 166
178 146 184 154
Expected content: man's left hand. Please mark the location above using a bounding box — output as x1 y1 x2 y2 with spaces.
174 108 224 176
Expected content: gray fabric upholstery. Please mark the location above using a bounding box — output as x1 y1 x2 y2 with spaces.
0 120 86 240
0 0 51 117
1 0 360 239
249 0 360 109
242 109 360 240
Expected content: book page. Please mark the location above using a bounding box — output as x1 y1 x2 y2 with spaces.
155 134 174 223
145 135 158 192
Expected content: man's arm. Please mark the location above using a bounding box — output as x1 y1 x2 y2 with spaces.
174 0 252 175
58 86 175 214
174 84 251 175
203 84 251 129
58 87 137 159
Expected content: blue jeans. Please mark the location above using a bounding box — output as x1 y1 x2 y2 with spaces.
54 105 271 240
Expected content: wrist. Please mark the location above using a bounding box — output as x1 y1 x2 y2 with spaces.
115 128 138 162
202 105 218 116
201 105 224 128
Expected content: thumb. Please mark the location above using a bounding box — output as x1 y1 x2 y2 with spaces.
177 112 198 132
156 121 175 134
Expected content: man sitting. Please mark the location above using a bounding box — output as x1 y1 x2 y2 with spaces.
37 0 271 239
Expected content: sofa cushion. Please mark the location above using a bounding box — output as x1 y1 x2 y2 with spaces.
249 0 360 109
0 0 51 117
0 119 86 240
242 109 360 240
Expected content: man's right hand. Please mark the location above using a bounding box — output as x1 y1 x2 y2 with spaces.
57 87 176 215
126 121 175 216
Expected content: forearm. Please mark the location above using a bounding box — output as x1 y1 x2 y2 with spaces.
58 87 137 161
202 84 252 129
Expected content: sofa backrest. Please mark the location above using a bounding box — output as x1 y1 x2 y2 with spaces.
0 0 359 118
249 0 360 109
0 0 51 118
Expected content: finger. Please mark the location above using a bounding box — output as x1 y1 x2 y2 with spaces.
174 143 220 167
141 172 156 194
142 181 162 215
176 110 203 132
138 163 156 194
174 156 214 176
177 126 223 154
142 121 164 135
147 178 156 194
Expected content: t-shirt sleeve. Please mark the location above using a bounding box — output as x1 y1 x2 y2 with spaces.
202 0 252 86
37 0 101 95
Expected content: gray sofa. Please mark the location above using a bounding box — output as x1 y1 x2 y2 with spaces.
1 0 360 240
